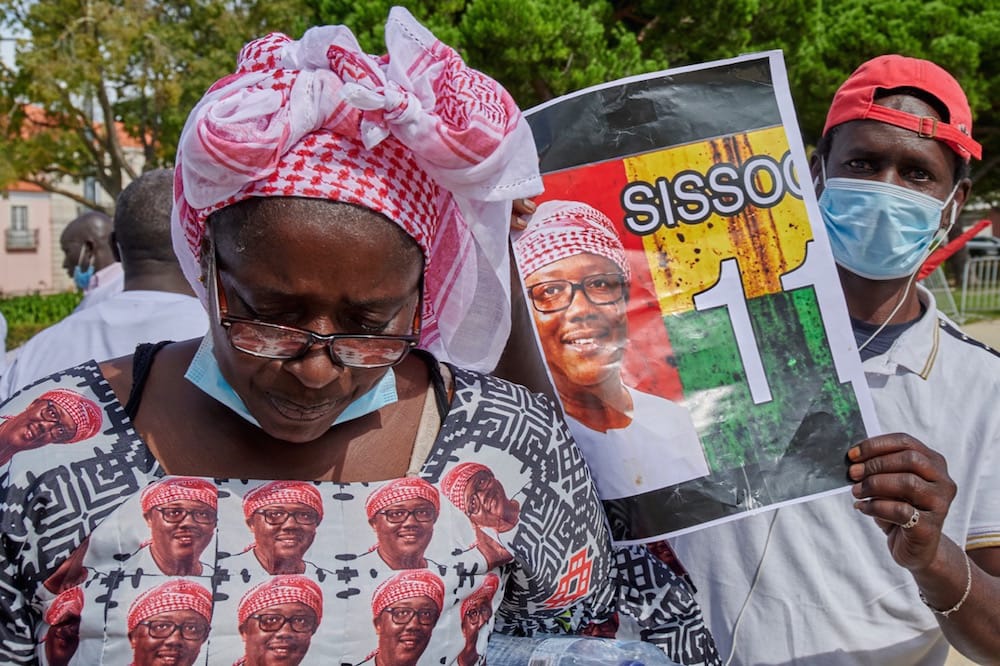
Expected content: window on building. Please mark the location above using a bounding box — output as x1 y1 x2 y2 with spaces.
10 205 28 231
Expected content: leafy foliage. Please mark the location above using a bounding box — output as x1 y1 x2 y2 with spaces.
0 291 83 348
1 0 998 206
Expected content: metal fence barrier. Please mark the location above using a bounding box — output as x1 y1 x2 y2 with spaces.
960 256 1000 319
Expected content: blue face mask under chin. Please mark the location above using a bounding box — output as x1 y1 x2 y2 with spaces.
73 246 95 290
184 334 399 430
73 264 95 290
818 164 959 281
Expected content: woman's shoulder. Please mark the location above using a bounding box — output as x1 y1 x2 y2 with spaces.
449 364 559 413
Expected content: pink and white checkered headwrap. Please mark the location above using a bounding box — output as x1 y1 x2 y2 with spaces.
45 586 84 626
243 481 325 521
141 477 219 513
237 575 323 627
371 569 445 619
440 461 490 514
38 389 102 443
365 477 440 520
127 579 213 633
460 572 499 617
172 6 542 372
512 200 630 280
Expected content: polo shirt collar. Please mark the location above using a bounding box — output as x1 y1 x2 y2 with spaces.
862 284 939 379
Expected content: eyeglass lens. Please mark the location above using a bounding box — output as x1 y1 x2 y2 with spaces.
527 273 626 313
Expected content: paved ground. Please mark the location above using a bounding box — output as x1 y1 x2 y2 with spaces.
962 316 1000 349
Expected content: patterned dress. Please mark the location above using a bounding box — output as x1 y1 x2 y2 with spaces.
0 360 719 665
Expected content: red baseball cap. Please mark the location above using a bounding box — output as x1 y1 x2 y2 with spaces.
823 54 981 162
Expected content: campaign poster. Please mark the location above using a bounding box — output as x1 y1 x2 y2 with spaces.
514 51 880 543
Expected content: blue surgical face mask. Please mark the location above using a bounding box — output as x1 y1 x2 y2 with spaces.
818 162 959 280
73 265 95 290
73 246 94 290
184 334 399 429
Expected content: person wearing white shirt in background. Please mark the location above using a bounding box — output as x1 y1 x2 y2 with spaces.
670 55 1000 665
1 169 208 400
0 311 7 379
61 209 125 312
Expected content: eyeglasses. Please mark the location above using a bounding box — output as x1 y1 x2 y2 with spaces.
464 604 492 621
526 273 627 313
254 508 320 526
381 607 438 626
136 620 209 641
249 613 317 633
39 400 73 442
378 507 436 524
152 506 218 525
465 472 493 517
210 249 420 369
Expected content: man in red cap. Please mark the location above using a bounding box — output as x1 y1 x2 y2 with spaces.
369 570 444 666
0 388 102 464
366 478 440 570
456 573 499 666
671 55 1000 664
236 575 322 666
137 477 218 576
127 579 212 666
441 462 519 569
43 586 84 666
238 481 324 575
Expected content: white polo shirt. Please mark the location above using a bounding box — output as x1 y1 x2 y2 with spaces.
670 286 1000 665
1 290 207 401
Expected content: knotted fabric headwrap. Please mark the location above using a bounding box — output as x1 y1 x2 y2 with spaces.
141 477 219 513
38 389 102 443
460 572 499 617
513 200 630 280
172 6 543 372
441 462 490 514
243 480 325 521
366 477 440 520
238 575 323 627
371 570 445 619
127 579 213 634
45 586 84 626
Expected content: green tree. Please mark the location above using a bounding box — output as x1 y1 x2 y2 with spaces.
0 0 316 212
787 0 998 195
311 0 665 107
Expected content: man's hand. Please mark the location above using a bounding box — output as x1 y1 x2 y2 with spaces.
848 432 957 572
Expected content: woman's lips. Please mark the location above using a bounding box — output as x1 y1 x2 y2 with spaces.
266 393 342 422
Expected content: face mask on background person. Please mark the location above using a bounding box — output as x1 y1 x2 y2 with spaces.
817 164 959 280
73 246 95 290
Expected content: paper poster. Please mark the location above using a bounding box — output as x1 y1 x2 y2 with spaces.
514 51 880 543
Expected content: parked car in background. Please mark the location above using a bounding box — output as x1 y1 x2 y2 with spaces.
966 235 1000 257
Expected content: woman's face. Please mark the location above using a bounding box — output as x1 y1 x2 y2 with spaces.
208 199 423 443
525 253 628 394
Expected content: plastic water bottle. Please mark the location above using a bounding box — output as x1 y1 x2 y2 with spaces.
486 633 681 665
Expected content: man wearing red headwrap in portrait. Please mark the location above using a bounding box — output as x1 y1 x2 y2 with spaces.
0 388 102 465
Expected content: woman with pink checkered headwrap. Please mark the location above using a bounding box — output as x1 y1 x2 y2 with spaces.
0 388 102 465
512 200 710 500
0 8 721 666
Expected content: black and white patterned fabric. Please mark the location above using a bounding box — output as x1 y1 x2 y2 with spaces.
0 362 719 665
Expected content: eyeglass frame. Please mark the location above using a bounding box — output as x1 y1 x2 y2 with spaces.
376 506 437 524
135 619 210 641
208 241 421 369
525 272 628 314
253 507 321 526
381 606 439 626
151 506 218 525
247 612 318 634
